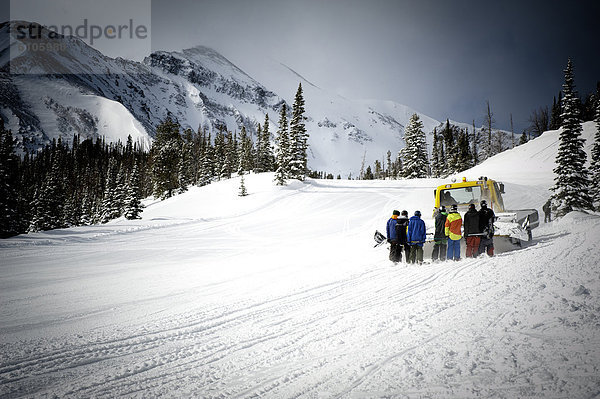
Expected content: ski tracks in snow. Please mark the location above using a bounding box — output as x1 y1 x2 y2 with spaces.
1 257 489 398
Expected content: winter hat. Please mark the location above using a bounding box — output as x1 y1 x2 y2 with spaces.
414 210 422 217
480 200 487 208
468 203 476 210
393 210 400 216
401 210 408 216
450 204 458 212
439 206 446 212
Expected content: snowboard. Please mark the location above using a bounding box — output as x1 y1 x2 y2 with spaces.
373 230 387 247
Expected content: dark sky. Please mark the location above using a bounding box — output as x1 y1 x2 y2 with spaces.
5 0 600 133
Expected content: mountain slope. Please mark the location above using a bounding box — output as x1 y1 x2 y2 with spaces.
2 21 507 176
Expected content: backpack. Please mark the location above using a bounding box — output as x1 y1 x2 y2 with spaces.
483 218 495 239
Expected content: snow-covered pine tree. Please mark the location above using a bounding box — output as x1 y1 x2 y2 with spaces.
403 113 429 179
255 123 265 172
238 126 254 174
151 117 182 199
99 158 122 223
395 151 404 179
220 131 236 180
550 93 562 130
482 101 495 160
442 120 458 175
510 114 515 149
471 120 479 166
519 132 528 145
198 134 214 187
213 129 226 180
431 127 442 177
177 139 192 194
589 99 600 209
262 114 274 171
124 162 144 219
255 115 273 173
551 59 593 217
0 121 19 237
238 173 248 197
29 155 66 232
274 104 290 185
79 184 96 225
288 83 308 180
456 129 474 172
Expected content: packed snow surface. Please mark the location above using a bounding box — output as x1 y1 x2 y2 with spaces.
1 127 600 398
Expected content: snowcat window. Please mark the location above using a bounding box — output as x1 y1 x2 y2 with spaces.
440 187 482 206
493 182 505 209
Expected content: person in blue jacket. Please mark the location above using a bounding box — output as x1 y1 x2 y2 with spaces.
407 210 426 264
386 210 402 263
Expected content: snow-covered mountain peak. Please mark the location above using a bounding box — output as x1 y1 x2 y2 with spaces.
0 20 505 176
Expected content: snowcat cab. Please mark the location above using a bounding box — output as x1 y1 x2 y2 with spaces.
433 176 539 248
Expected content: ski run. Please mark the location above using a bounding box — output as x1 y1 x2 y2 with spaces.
1 124 600 398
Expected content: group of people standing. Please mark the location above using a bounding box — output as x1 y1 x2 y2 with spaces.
386 200 496 264
386 209 427 264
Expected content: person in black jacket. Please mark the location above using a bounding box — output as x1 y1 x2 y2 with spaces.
463 203 481 257
478 200 496 256
395 210 410 261
431 206 448 261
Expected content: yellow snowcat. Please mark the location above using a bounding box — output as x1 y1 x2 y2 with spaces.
431 176 539 253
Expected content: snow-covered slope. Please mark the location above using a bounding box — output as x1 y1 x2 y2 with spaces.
1 123 599 398
2 21 507 176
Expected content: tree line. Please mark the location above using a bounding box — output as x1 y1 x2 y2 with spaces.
0 83 309 238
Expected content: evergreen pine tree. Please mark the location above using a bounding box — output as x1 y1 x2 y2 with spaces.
79 185 95 225
471 121 479 166
29 155 66 231
403 113 429 179
519 132 528 145
178 137 193 194
0 122 19 237
99 158 122 223
198 133 214 187
238 173 248 197
483 100 495 159
238 126 254 174
262 114 274 171
395 151 404 179
255 115 273 173
551 59 593 216
124 162 144 219
456 129 474 172
151 117 182 199
275 104 290 185
255 123 265 172
431 128 441 177
288 83 308 180
589 99 600 209
550 94 562 130
442 120 458 175
213 129 226 180
220 131 236 180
